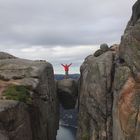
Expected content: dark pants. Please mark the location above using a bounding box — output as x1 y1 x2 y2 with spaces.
65 71 68 78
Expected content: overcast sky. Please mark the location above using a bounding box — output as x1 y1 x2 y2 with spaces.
0 0 137 74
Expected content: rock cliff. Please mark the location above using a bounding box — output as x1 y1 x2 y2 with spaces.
0 55 59 140
77 0 140 140
0 100 32 140
77 50 115 139
0 1 139 140
113 0 140 139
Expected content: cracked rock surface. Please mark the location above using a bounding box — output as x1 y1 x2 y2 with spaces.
77 1 140 140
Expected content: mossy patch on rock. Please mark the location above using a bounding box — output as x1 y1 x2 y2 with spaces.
3 85 32 104
82 132 90 140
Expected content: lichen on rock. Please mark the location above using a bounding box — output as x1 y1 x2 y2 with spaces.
3 85 32 104
0 57 59 140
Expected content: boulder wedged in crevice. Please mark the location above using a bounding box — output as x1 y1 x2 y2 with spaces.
57 78 78 109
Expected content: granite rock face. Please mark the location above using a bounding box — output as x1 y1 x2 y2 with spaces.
119 0 140 75
77 1 140 140
0 100 32 140
77 51 115 140
0 58 59 140
128 0 140 26
57 78 78 109
112 65 140 140
113 0 140 139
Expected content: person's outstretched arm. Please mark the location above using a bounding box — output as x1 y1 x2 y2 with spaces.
61 64 65 67
68 63 72 67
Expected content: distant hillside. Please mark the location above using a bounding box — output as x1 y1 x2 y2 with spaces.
54 74 80 80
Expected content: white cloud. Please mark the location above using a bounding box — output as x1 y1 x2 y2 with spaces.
0 0 137 73
0 45 99 73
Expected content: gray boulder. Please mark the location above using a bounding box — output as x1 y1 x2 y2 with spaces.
100 43 109 52
0 58 47 80
110 44 119 52
57 78 78 109
94 49 104 57
94 43 109 57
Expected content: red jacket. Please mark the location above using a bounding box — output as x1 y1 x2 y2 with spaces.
61 63 72 71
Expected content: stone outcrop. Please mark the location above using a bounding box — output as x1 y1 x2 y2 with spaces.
119 0 140 75
94 43 109 57
113 0 140 139
128 0 140 26
0 58 59 140
112 65 139 140
110 44 119 52
0 100 32 140
77 51 115 139
77 0 140 140
57 78 78 109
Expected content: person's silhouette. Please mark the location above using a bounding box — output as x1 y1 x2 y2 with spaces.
61 63 72 78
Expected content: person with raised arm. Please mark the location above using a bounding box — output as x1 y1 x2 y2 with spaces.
61 63 72 78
